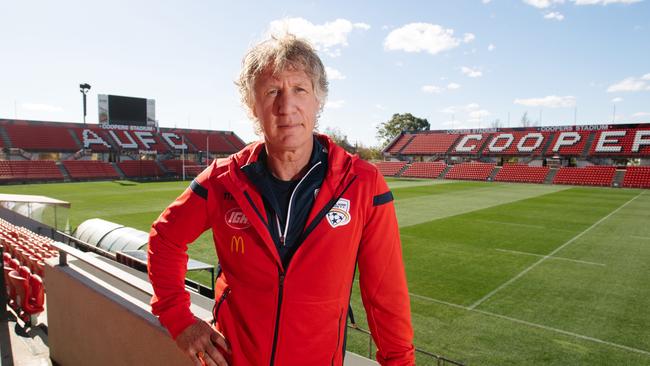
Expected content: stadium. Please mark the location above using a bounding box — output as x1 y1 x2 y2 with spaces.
1 104 649 365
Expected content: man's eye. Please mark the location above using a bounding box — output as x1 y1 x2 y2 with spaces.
267 89 278 96
295 87 307 93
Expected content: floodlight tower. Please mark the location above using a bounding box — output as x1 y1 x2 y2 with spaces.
79 83 91 124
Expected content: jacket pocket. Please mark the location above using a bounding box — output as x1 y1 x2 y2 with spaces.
211 287 231 326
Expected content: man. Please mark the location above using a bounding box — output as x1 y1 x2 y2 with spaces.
148 34 415 366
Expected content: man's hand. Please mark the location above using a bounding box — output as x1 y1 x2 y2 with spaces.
176 319 231 366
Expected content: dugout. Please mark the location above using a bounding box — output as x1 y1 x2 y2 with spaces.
73 218 147 253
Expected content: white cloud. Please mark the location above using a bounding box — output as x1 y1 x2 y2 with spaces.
573 0 642 5
607 76 649 92
325 99 345 109
421 85 443 94
21 103 64 113
353 22 371 30
611 97 624 103
384 23 474 55
461 66 483 78
642 73 650 81
522 0 565 9
468 109 491 121
632 112 650 117
325 66 346 80
488 43 496 51
423 83 461 94
268 18 369 57
375 104 387 110
544 11 565 20
466 103 481 110
483 0 492 3
513 95 577 108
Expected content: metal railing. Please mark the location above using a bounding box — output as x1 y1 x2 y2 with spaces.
346 324 465 366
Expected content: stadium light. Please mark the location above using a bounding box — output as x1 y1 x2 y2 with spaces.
79 83 91 124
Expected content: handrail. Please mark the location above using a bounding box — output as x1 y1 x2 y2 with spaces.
346 324 465 366
51 241 154 298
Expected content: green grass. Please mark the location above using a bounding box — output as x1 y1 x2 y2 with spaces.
2 179 649 365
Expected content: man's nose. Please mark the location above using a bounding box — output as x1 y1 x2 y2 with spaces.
275 89 297 115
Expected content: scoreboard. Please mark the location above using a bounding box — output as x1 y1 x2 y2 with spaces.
98 94 156 127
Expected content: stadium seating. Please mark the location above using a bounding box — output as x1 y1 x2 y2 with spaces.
374 161 407 177
70 126 112 152
183 132 239 154
450 134 491 155
590 128 650 156
622 166 650 188
117 160 164 178
0 160 64 182
546 131 591 156
484 131 551 156
386 134 414 154
62 160 120 180
494 164 550 184
4 124 79 151
553 166 616 186
401 133 459 155
401 162 447 179
444 162 496 181
0 218 57 325
162 160 204 177
223 133 247 151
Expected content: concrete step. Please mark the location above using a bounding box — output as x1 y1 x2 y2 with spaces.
545 168 558 184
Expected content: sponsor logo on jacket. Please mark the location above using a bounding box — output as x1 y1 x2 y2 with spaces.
225 208 251 229
230 235 244 253
327 198 351 228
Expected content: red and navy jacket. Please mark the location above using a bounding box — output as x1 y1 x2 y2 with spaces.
148 134 415 366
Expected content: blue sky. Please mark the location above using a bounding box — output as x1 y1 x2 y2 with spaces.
1 0 648 146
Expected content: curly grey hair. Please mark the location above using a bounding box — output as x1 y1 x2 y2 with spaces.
236 33 329 134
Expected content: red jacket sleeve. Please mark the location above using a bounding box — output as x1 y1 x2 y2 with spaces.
148 168 212 339
357 169 415 366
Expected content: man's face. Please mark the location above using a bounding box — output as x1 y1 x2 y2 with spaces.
252 67 319 151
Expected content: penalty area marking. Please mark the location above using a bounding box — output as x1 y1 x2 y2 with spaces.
495 248 605 267
409 292 650 357
469 191 645 310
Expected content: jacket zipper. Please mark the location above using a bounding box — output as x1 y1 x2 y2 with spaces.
269 271 285 366
211 287 231 326
268 175 357 365
275 161 322 246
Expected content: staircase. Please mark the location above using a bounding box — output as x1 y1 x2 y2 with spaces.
56 162 71 182
395 163 411 177
111 162 126 180
612 169 626 188
439 165 453 179
68 128 84 150
581 132 597 157
0 126 12 148
488 166 501 181
544 168 558 184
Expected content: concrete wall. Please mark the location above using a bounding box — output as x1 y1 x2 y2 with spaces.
44 255 203 366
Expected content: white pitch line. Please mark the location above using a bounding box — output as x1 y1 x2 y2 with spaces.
410 292 650 357
469 191 645 310
495 248 605 267
631 235 650 241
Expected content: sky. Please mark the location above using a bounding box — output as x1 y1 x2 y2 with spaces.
1 0 649 147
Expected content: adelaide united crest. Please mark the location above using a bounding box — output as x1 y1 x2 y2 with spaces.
327 198 351 228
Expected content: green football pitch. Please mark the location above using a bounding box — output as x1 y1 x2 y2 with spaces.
2 179 649 365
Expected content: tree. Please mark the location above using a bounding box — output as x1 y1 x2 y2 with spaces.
520 112 532 127
376 113 430 147
323 127 354 152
